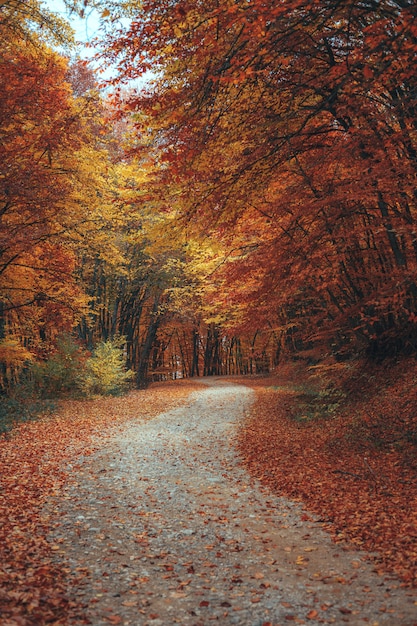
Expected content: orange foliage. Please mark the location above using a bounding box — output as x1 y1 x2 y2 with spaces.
105 0 417 360
238 361 417 587
0 33 90 357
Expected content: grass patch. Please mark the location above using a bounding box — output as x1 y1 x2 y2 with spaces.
0 395 56 435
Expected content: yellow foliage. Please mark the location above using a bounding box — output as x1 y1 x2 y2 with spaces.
0 339 34 366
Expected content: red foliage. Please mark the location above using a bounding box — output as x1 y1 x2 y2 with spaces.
105 0 417 360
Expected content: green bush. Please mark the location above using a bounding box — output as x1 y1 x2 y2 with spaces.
77 338 134 397
0 337 134 434
31 333 87 398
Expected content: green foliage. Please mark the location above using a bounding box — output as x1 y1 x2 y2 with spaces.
295 386 346 422
0 397 55 435
288 362 348 422
77 337 134 397
9 334 133 402
0 336 134 433
275 381 346 424
31 334 87 398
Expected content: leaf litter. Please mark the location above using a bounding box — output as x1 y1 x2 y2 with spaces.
37 378 417 625
237 367 417 589
0 380 202 625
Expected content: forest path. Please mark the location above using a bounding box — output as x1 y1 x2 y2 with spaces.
48 379 416 625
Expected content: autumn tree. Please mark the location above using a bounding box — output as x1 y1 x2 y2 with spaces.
74 151 202 386
0 7 124 389
103 0 417 361
0 0 74 45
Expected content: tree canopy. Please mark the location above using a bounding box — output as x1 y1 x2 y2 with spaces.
104 0 417 361
2 0 417 392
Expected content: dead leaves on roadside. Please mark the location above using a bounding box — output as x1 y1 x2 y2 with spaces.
238 374 417 587
0 381 202 625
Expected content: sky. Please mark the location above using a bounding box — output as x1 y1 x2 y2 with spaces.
41 1 150 87
42 0 102 52
41 0 126 82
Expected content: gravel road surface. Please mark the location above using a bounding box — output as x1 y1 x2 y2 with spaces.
48 379 417 625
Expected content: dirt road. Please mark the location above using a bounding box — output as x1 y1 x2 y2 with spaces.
48 379 417 625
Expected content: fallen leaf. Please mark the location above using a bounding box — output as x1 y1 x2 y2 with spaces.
105 616 122 625
306 609 319 619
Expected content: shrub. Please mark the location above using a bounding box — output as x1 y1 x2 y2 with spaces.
77 338 134 397
30 334 87 398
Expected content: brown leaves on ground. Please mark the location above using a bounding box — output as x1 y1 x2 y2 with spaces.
0 380 203 626
237 361 417 588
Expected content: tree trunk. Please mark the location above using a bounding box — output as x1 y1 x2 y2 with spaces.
136 293 162 388
191 328 200 377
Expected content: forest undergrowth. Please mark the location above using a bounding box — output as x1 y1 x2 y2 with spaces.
238 358 417 588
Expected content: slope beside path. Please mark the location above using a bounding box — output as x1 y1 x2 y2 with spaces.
47 378 416 625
